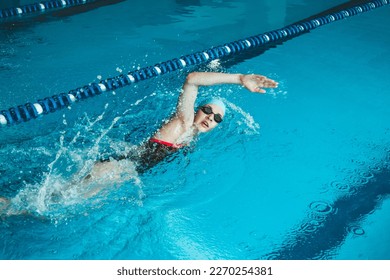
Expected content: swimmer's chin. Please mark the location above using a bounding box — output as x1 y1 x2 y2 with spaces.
193 123 211 133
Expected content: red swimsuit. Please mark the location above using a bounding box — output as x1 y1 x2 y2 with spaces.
149 138 185 149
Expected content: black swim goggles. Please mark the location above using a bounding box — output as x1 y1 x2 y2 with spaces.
200 105 223 123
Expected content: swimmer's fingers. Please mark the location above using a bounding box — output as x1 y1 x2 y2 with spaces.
242 74 278 93
254 75 278 88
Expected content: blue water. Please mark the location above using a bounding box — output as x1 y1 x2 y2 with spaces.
1 0 390 260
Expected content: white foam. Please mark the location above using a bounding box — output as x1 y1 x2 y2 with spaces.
208 59 221 70
225 100 260 135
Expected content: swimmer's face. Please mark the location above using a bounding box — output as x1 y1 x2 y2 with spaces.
194 104 224 133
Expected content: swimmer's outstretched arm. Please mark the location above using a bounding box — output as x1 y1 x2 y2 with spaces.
184 72 277 92
177 72 278 124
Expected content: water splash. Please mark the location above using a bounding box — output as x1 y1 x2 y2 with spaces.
224 99 260 135
1 104 144 220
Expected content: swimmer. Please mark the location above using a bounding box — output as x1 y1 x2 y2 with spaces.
94 71 278 173
0 72 277 215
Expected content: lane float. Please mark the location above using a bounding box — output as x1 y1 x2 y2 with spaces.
0 0 93 19
0 0 388 127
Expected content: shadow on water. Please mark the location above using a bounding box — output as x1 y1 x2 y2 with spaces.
263 155 390 260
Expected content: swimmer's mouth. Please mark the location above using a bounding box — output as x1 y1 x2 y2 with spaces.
201 121 209 128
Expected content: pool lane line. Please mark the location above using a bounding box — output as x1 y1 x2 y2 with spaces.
0 0 389 127
0 0 97 19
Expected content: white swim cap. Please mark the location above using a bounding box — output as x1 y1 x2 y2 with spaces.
203 98 226 115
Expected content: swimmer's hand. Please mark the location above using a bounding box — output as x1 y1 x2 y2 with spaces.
240 74 278 93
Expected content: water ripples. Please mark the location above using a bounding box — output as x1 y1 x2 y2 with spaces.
300 219 321 233
298 201 335 234
347 225 365 236
309 201 334 215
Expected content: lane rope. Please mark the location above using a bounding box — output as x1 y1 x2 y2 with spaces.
0 0 96 19
0 0 388 127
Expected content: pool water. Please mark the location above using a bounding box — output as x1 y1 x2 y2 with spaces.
0 0 389 260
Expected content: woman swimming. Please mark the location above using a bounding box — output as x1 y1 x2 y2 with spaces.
90 71 278 174
0 72 277 214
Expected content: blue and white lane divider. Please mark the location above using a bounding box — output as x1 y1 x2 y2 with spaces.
0 0 95 19
0 0 389 127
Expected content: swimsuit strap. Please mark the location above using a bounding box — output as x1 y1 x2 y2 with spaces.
149 138 184 149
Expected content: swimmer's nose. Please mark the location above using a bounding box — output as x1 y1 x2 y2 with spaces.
206 114 213 122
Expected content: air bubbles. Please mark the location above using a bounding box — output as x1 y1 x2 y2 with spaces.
62 115 67 126
309 201 333 215
116 67 123 73
97 75 102 80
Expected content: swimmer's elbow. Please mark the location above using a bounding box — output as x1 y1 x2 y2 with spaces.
185 72 202 85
